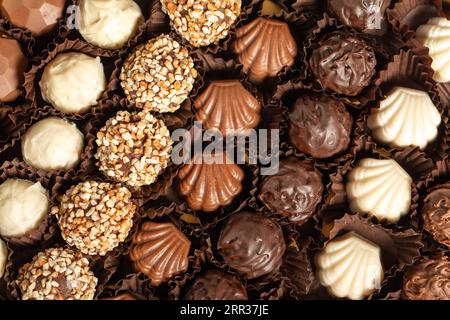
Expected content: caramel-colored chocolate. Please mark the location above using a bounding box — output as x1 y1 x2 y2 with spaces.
0 34 27 102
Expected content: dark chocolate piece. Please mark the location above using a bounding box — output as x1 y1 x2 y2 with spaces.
288 94 353 159
0 34 27 102
422 187 450 248
309 32 377 96
258 157 324 222
401 4 440 30
217 212 286 279
183 270 248 300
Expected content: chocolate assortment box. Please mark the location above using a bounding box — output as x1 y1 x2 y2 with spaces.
0 0 450 301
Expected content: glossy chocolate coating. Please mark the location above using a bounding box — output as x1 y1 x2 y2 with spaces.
288 94 353 159
403 255 450 300
422 188 450 248
327 0 391 34
258 158 323 222
0 34 27 102
183 270 248 300
402 4 440 30
217 212 286 279
1 0 66 36
309 32 377 96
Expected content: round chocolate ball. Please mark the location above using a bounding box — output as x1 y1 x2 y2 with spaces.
0 34 27 102
258 158 323 223
184 270 248 300
17 247 97 300
402 255 450 300
51 181 136 256
217 212 286 279
309 32 377 96
422 187 450 248
288 94 353 159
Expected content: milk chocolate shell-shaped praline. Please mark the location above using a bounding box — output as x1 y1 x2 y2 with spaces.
184 270 248 300
402 255 450 300
129 221 191 286
233 17 297 84
288 94 353 159
194 80 261 135
0 34 27 102
218 212 286 279
422 187 450 248
258 157 324 223
178 152 245 212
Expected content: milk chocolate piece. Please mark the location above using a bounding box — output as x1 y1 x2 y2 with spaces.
217 212 286 279
309 32 377 96
422 187 450 248
233 17 297 84
1 0 66 36
258 157 323 222
184 270 248 300
0 34 27 102
288 94 352 159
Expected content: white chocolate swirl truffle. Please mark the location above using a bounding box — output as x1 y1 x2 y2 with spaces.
39 52 106 114
0 238 7 278
78 0 144 50
346 158 412 223
367 87 441 150
317 232 384 300
21 117 84 171
0 179 49 237
417 17 450 83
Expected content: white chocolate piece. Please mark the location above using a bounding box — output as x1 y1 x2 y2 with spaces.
78 0 144 50
367 87 441 150
0 179 49 238
416 17 450 83
317 233 384 300
21 117 84 171
39 52 106 114
346 158 412 223
0 238 6 278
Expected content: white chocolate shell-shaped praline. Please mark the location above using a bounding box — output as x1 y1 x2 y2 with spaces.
416 17 450 83
232 17 297 84
346 158 412 223
194 80 261 135
367 87 441 150
316 232 384 300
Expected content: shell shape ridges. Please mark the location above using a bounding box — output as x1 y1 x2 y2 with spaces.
346 158 412 223
367 87 441 150
194 80 261 135
178 153 245 212
416 17 450 83
317 232 384 300
233 17 297 84
130 221 191 286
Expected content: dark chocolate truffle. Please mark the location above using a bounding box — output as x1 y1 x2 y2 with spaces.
402 255 450 300
217 212 286 279
422 187 450 248
288 95 353 159
183 270 248 300
327 0 391 34
309 32 377 96
258 158 324 222
0 34 27 102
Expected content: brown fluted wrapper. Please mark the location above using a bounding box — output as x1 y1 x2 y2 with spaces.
100 274 156 300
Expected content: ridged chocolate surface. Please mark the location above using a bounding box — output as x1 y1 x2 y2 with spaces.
422 188 450 248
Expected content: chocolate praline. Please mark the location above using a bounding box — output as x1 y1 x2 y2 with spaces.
258 158 323 222
0 33 27 102
327 0 391 34
422 187 450 248
288 94 353 159
309 32 377 96
217 212 286 279
183 270 248 300
402 255 450 300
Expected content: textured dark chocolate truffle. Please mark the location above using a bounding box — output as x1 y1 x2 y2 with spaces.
258 158 324 222
217 212 286 279
309 32 377 96
183 270 248 300
402 255 450 300
422 187 450 248
327 0 391 34
288 95 353 159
